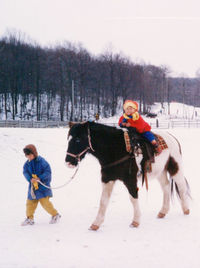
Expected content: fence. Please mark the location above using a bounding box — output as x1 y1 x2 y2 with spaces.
0 120 67 128
1 119 200 128
150 119 200 129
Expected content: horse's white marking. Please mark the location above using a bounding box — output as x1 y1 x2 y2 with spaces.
157 170 170 215
129 195 141 225
68 135 72 142
67 163 76 168
92 181 115 227
135 148 143 177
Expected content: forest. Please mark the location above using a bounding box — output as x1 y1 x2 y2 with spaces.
0 33 200 121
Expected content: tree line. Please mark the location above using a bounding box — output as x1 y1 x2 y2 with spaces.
0 33 200 121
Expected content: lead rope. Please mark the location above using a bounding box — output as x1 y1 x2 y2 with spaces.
33 165 79 190
31 184 36 199
37 124 93 191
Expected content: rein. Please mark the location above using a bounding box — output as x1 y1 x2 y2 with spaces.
34 165 79 190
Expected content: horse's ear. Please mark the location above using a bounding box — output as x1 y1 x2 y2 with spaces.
80 121 88 125
68 120 91 129
68 121 76 128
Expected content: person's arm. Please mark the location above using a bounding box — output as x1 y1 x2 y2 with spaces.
119 116 127 127
119 116 131 127
38 159 51 183
23 163 32 182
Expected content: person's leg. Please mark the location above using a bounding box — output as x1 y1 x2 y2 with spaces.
142 131 156 143
26 199 39 219
39 197 58 216
142 131 161 154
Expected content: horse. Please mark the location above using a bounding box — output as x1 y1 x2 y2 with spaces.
65 121 190 230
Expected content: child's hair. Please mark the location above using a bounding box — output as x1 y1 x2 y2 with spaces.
123 100 138 111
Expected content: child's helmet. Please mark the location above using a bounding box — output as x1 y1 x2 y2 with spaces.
123 100 138 111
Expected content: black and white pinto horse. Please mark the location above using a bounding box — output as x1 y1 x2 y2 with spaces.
65 121 190 230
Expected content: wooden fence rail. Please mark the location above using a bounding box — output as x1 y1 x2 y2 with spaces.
1 119 200 129
0 120 67 128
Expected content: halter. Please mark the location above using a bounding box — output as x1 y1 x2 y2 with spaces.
66 125 95 162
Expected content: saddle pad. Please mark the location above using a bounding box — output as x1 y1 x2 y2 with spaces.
124 131 168 154
154 133 168 151
124 131 132 153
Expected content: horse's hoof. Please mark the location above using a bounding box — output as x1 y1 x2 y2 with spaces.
130 221 140 228
89 224 99 231
157 212 166 218
184 209 190 215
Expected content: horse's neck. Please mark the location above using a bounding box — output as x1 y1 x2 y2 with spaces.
91 129 125 163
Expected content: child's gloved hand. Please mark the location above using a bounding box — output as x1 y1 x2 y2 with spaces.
31 174 40 182
122 118 127 123
31 174 40 190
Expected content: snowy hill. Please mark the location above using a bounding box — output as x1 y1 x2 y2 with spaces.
0 126 200 268
99 102 200 125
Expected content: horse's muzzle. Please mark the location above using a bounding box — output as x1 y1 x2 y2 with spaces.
66 162 76 169
65 153 79 167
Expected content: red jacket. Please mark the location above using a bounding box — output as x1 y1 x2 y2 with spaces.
118 114 151 133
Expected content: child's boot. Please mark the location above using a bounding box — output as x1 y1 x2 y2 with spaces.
21 218 34 226
49 213 61 224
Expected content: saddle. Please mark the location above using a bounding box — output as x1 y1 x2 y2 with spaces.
124 128 168 189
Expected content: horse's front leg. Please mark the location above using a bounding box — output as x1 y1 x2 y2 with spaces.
90 181 115 231
129 195 141 227
123 176 141 227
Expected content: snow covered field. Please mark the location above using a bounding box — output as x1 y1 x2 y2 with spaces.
0 126 200 268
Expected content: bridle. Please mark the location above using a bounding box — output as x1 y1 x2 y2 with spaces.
66 125 95 162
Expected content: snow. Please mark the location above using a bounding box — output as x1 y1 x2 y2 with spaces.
98 102 200 125
1 124 200 268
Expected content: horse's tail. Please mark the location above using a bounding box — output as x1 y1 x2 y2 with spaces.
170 179 180 200
170 177 192 200
166 156 192 200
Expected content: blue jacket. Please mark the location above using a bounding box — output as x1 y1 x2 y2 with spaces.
23 156 53 200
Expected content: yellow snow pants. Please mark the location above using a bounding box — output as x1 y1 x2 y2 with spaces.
26 197 58 219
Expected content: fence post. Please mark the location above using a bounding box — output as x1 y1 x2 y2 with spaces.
156 119 159 128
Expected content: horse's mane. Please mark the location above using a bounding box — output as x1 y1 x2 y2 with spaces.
69 121 124 141
90 122 123 138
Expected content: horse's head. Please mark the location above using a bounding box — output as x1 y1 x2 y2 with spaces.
65 121 94 167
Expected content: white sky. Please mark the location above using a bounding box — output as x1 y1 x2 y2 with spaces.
0 0 200 77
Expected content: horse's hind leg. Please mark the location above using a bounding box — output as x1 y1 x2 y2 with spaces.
167 156 190 215
90 181 115 231
172 172 190 215
157 170 170 218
